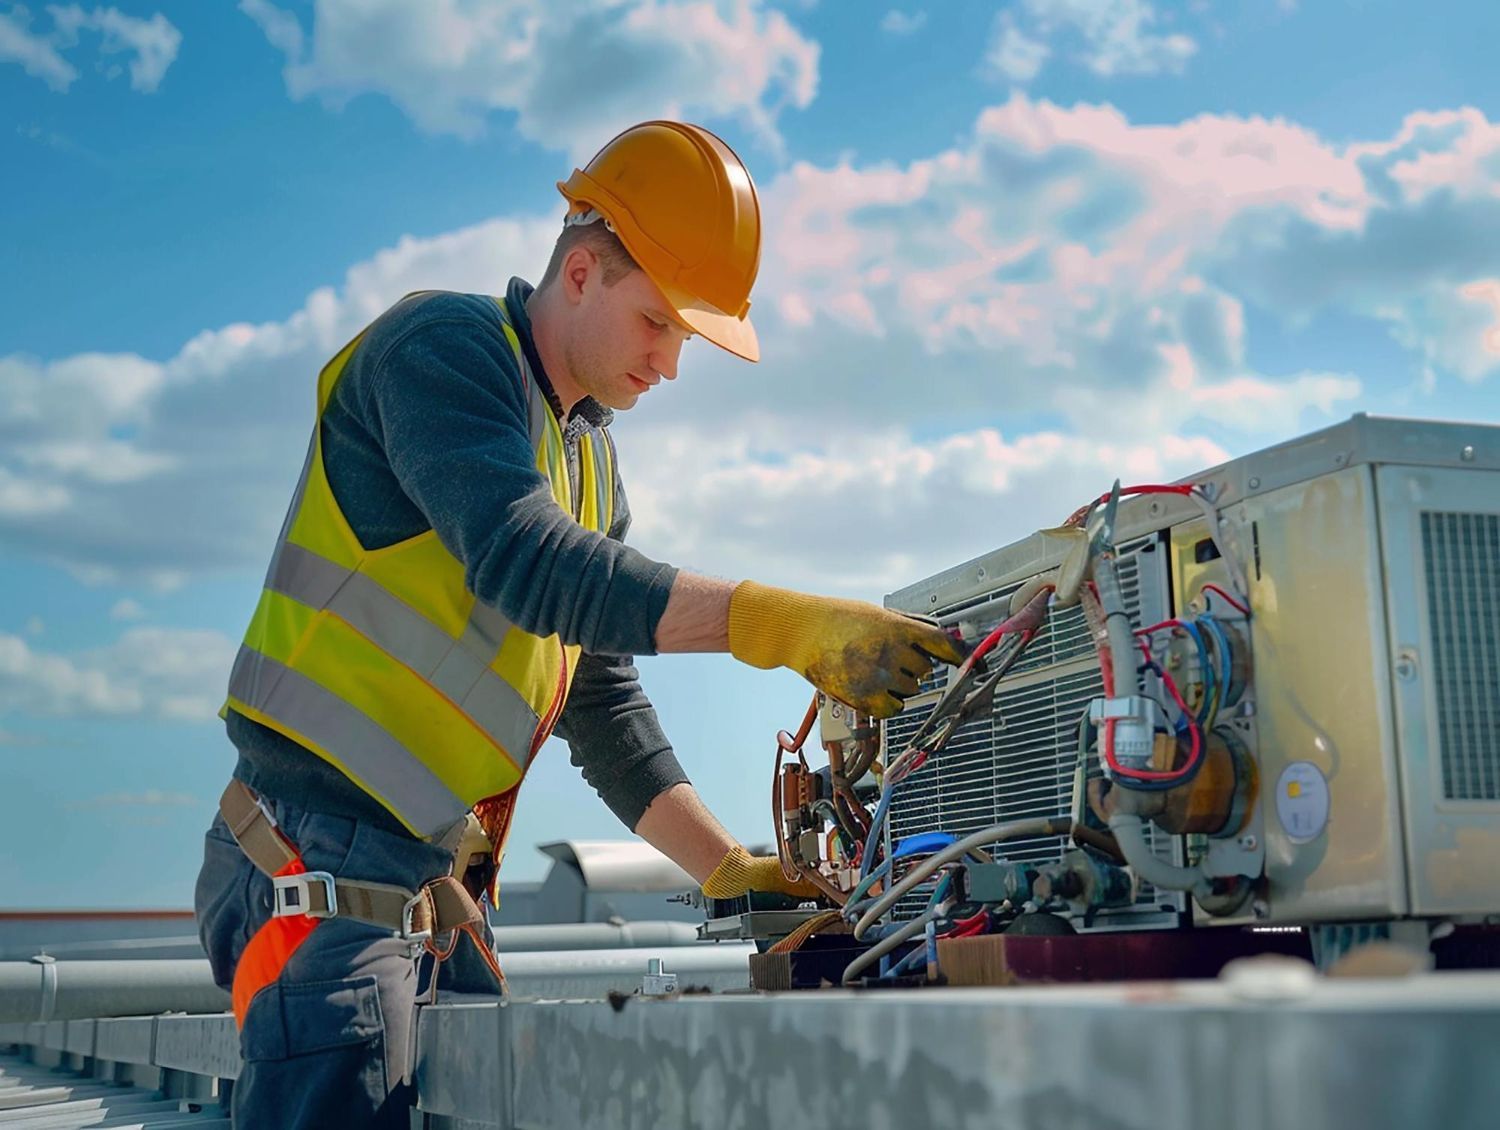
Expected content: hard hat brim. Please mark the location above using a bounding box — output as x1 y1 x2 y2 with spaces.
658 281 760 363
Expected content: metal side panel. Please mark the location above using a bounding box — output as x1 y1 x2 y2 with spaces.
1375 464 1500 916
151 1014 240 1082
1246 466 1408 921
498 978 1500 1130
413 998 509 1125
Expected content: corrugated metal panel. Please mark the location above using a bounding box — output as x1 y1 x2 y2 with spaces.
1422 511 1500 801
0 1053 227 1126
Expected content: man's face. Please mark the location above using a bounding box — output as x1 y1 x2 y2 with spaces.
563 259 693 412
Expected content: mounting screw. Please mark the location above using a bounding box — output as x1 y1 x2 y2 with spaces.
1252 899 1270 920
1334 452 1347 466
1395 648 1418 681
1248 476 1261 490
830 703 843 719
930 594 939 604
1238 834 1259 852
1461 445 1475 462
976 567 986 579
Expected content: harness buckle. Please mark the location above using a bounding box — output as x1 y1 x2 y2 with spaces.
272 871 339 920
400 890 433 946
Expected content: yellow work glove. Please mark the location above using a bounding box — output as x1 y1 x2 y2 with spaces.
727 581 963 718
701 845 822 899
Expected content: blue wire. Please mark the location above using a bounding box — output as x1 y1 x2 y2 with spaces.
859 784 895 882
882 947 924 979
1201 615 1234 702
1179 620 1213 724
884 944 928 979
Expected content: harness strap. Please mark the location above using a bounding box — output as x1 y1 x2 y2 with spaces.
219 781 487 936
220 780 507 1015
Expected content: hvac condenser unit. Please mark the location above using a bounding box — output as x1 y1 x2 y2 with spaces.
881 414 1500 930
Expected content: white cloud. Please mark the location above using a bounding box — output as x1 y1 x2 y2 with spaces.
0 213 560 584
880 9 926 36
0 4 76 89
1385 281 1500 389
755 96 1498 414
0 626 236 722
109 598 146 621
48 5 182 92
0 466 70 517
617 420 1231 592
988 0 1195 84
1031 0 1195 77
985 13 1049 83
4 97 1495 593
0 4 180 92
239 0 819 156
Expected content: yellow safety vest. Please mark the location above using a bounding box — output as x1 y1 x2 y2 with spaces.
224 294 616 842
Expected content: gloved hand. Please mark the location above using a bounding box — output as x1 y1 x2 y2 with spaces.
727 581 963 718
701 845 823 899
453 812 495 901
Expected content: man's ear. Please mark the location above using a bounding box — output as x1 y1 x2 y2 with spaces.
561 245 598 305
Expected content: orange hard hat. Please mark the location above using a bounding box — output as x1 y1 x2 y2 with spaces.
558 121 762 363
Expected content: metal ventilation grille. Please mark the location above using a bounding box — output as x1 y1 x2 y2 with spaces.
1422 511 1500 802
885 542 1182 925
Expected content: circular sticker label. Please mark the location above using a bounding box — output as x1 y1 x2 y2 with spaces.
1275 762 1329 844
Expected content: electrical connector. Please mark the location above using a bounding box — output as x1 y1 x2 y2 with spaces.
1089 695 1158 774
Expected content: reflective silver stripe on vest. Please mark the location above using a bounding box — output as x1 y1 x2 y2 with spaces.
591 433 612 530
266 541 542 766
228 645 468 839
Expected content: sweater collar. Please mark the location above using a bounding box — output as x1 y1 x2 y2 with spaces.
504 277 614 437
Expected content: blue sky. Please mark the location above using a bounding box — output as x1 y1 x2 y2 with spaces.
3 0 1499 906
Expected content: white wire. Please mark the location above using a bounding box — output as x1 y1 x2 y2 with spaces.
1190 486 1249 598
841 899 953 986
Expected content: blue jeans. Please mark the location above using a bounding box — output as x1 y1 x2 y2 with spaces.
194 789 495 1129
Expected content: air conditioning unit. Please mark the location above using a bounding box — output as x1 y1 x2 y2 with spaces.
882 414 1500 932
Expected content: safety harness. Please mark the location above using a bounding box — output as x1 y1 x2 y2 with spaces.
220 780 506 1025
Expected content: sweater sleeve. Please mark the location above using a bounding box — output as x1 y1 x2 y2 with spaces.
552 476 689 831
554 651 688 831
357 296 678 656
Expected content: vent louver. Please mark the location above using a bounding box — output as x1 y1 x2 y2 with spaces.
1422 511 1500 802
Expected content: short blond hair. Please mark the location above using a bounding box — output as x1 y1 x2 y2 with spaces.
537 219 641 291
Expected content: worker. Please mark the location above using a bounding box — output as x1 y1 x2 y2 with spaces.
193 119 960 1128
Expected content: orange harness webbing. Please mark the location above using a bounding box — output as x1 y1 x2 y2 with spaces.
232 855 320 1026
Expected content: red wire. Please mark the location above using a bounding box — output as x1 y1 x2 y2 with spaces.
1134 618 1186 637
1099 640 1203 783
1201 583 1250 616
969 596 1047 666
1104 483 1196 499
941 918 990 939
890 749 929 784
891 597 1051 786
1063 484 1199 526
